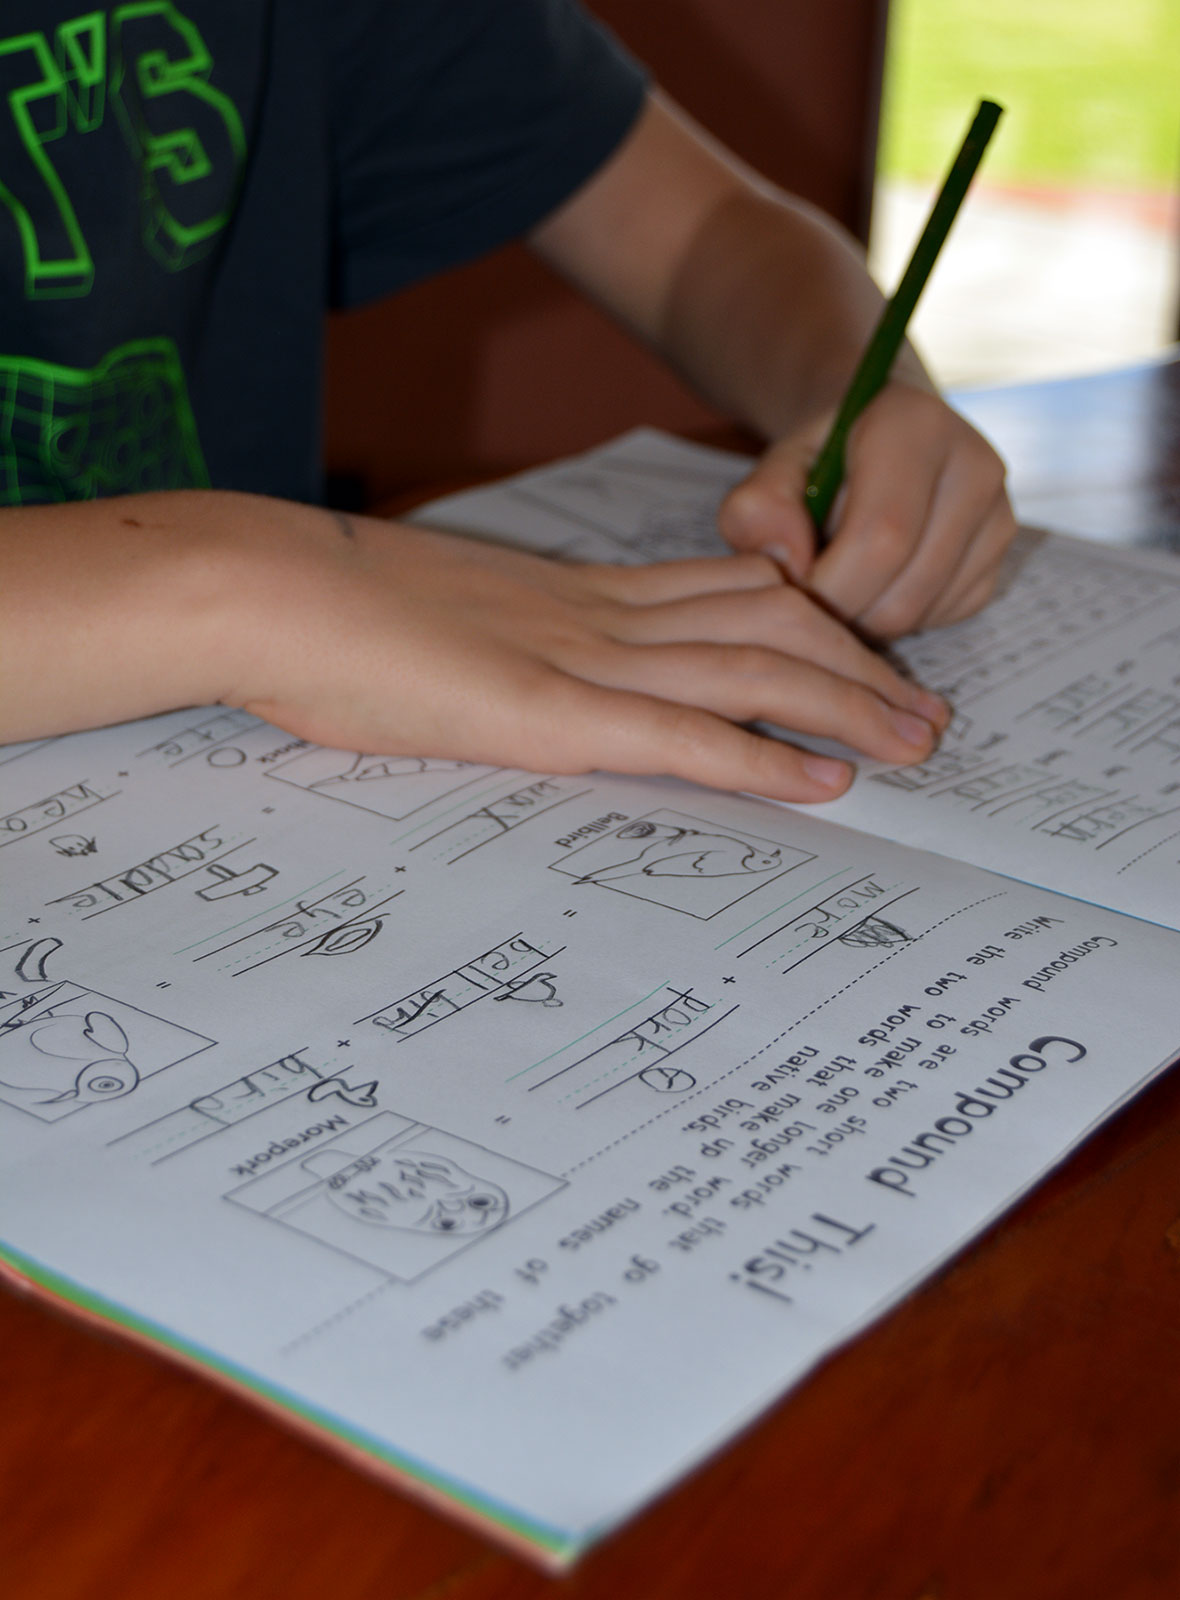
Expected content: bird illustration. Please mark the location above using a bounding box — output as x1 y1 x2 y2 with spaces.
577 821 781 885
0 1009 140 1106
304 1146 509 1233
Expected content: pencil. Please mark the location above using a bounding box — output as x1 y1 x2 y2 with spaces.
804 97 1004 536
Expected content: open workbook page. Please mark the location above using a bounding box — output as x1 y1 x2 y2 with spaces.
423 430 1180 931
3 437 1180 1566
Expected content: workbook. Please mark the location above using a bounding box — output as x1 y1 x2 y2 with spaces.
4 431 1180 1568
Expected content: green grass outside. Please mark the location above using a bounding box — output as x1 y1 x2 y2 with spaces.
879 0 1180 190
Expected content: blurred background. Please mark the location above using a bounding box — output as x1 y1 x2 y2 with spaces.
872 0 1180 385
325 0 1180 500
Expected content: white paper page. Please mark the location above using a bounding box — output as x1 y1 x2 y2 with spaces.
2 704 1179 1563
418 427 752 563
816 538 1180 928
422 431 1180 930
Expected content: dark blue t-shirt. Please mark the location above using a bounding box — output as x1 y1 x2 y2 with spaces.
0 1 646 505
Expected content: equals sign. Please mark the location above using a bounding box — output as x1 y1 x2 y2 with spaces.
495 1115 511 1125
563 909 577 918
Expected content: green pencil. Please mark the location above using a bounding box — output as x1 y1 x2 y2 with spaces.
804 97 1004 536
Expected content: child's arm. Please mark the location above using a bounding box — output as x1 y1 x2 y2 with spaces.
531 91 1017 640
0 491 946 799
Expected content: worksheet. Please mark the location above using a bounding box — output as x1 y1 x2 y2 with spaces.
3 439 1180 1567
424 431 1180 931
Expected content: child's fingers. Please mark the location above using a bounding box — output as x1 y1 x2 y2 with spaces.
809 389 1014 636
931 572 1000 628
582 550 783 604
715 434 822 583
597 583 948 724
914 496 1019 631
922 541 1014 630
713 385 1013 640
809 420 947 624
559 639 940 766
241 512 948 810
535 673 854 801
851 461 1014 640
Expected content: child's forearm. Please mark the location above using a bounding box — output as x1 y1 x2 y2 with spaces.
0 490 950 802
0 491 329 742
532 90 926 439
531 91 1015 640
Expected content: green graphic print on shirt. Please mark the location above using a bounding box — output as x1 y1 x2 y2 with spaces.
0 338 209 504
0 4 247 498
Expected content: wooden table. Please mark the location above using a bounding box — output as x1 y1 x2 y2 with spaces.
6 357 1180 1600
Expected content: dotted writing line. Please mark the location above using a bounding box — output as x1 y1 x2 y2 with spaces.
563 889 1008 1176
1117 827 1180 875
280 1279 396 1356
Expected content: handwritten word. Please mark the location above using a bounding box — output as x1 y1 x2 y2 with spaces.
366 934 553 1039
197 878 399 975
49 826 231 916
740 873 893 968
140 710 259 766
0 781 111 847
532 987 723 1108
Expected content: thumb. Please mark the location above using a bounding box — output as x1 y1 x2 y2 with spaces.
717 434 822 584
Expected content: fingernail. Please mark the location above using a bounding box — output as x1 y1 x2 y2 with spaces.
912 689 951 726
766 543 802 579
723 483 813 579
890 709 937 748
802 754 851 790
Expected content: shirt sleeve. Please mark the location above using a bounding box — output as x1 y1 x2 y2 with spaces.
328 0 649 307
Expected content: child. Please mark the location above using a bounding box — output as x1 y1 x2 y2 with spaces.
0 1 1014 800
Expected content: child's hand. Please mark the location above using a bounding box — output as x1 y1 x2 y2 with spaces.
226 511 949 803
717 382 1018 640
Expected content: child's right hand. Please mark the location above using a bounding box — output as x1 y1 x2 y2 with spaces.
222 506 949 802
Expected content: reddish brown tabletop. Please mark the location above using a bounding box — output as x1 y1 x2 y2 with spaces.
6 357 1180 1600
